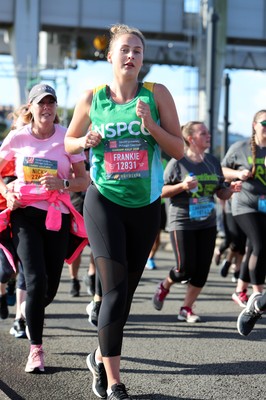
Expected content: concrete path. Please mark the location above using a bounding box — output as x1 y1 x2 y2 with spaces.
0 234 265 400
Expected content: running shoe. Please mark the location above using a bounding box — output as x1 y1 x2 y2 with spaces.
177 306 201 323
108 383 132 400
152 282 169 311
237 292 263 336
25 345 45 373
70 278 80 297
0 294 8 320
83 274 96 296
86 300 101 327
232 289 248 308
145 257 156 270
10 318 27 338
6 278 16 306
220 260 231 277
86 350 107 399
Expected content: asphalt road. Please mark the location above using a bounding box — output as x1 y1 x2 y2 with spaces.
0 234 265 400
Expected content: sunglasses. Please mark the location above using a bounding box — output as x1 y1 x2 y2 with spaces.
258 120 266 126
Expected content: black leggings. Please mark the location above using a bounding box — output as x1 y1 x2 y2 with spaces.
234 212 266 285
11 207 70 345
95 272 102 297
83 184 161 357
0 226 18 283
0 227 26 290
219 211 246 255
169 226 217 288
238 239 252 283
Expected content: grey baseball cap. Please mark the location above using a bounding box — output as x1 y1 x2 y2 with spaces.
28 84 57 104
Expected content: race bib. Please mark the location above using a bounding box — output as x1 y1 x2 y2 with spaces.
189 197 215 221
23 157 58 184
258 195 266 213
104 138 149 180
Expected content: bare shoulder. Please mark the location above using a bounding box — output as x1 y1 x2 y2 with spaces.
153 83 172 97
153 83 176 113
78 89 94 106
73 89 94 118
153 83 174 106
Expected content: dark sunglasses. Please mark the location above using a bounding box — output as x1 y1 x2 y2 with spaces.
258 120 266 126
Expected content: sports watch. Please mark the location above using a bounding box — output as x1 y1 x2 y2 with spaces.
63 179 70 189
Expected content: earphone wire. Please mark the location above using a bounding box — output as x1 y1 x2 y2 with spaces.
195 145 224 181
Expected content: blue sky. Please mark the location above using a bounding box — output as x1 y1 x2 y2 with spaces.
1 54 266 137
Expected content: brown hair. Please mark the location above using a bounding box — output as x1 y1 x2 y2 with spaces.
7 104 29 129
250 109 266 176
181 121 203 146
108 23 145 52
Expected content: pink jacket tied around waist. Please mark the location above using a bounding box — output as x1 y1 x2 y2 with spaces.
0 185 89 271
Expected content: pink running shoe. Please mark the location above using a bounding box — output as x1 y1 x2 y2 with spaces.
152 282 169 310
232 289 249 308
25 345 45 373
177 307 201 323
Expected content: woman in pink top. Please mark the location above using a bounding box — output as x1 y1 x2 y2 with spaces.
0 84 89 373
